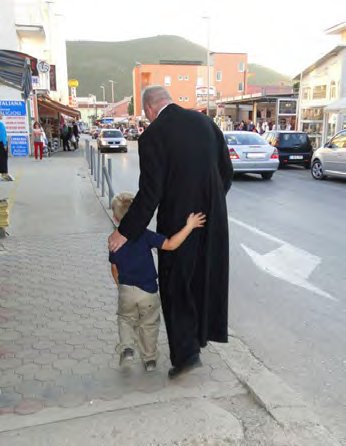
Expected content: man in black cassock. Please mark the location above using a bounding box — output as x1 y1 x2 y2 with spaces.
108 86 233 378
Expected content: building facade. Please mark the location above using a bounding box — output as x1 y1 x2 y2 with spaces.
296 23 346 148
132 53 248 117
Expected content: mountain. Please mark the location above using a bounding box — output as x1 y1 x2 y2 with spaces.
247 63 291 86
66 36 290 102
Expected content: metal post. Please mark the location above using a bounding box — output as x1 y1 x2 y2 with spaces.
101 154 106 197
93 149 97 181
103 166 115 209
97 150 101 188
107 158 112 183
90 146 94 175
85 139 90 164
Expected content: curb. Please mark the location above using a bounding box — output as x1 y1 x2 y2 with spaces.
211 334 341 445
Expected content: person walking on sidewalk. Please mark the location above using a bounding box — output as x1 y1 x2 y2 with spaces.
61 123 71 151
0 113 8 174
32 121 45 160
109 192 206 372
108 86 233 379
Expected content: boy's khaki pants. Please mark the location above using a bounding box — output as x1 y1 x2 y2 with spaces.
117 284 161 362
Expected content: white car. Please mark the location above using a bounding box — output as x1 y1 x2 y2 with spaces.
97 129 127 153
223 131 279 180
311 130 346 180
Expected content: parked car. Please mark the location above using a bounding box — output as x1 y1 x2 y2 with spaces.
126 128 139 141
311 130 346 180
97 129 127 153
223 131 279 180
263 131 312 168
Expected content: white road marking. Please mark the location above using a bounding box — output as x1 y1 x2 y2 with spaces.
229 216 337 302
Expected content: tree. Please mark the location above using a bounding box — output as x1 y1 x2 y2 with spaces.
128 96 134 116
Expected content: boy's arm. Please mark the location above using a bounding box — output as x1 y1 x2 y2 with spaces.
111 264 119 285
161 213 206 251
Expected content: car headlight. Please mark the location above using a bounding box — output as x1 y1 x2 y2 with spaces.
100 139 107 145
120 138 127 145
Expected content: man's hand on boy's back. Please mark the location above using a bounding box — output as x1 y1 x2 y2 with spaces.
108 229 127 252
186 212 207 230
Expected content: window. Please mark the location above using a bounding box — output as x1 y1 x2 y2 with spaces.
238 62 245 72
312 85 327 100
238 82 244 92
330 81 336 99
216 71 222 82
178 96 183 102
184 75 189 81
330 131 346 148
302 87 311 100
178 75 184 81
164 76 171 86
184 96 189 102
197 76 203 86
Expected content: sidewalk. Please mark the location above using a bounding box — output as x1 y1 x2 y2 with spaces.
0 145 341 445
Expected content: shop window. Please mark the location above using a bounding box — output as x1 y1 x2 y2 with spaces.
330 81 336 99
238 82 244 92
164 76 171 86
312 85 327 100
216 71 222 82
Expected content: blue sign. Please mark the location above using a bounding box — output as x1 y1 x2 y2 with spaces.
0 100 26 116
10 135 29 157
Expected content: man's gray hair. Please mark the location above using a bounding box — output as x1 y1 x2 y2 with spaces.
142 86 172 107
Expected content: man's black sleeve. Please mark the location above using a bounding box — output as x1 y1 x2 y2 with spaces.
213 123 233 193
118 132 167 240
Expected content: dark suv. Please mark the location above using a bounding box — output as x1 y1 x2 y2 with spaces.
263 131 312 168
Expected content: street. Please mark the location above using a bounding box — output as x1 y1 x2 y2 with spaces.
92 137 346 442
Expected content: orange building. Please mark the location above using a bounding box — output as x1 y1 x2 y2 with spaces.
133 53 248 117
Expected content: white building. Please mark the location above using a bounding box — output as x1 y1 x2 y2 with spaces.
296 22 346 148
0 0 69 104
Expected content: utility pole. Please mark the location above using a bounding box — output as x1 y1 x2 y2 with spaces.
202 16 211 116
109 80 115 104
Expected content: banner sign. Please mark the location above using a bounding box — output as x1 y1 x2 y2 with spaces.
0 100 29 157
10 135 29 157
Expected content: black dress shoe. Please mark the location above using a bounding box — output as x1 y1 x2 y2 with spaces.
168 354 202 379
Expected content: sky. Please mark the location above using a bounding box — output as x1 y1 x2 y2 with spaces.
60 0 345 77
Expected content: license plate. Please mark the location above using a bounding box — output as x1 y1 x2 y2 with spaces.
246 153 266 159
289 155 303 159
110 145 119 148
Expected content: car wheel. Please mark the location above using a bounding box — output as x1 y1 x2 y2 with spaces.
261 172 273 180
311 159 325 180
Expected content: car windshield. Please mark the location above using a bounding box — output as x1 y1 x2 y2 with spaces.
101 130 122 138
224 133 267 146
279 133 308 147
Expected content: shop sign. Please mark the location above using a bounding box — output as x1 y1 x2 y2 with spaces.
10 135 29 156
68 79 79 88
37 60 50 73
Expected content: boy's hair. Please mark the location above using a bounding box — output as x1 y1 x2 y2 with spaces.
111 192 134 221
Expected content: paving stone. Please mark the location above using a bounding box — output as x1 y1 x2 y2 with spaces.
65 336 88 346
16 363 41 378
0 390 22 409
0 357 22 370
0 330 21 341
33 368 61 382
89 353 112 366
210 367 238 383
14 399 44 415
57 393 87 408
53 358 78 371
50 343 74 354
0 371 22 387
33 341 56 351
33 353 58 365
69 349 91 360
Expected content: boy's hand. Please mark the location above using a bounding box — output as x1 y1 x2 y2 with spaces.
186 212 206 230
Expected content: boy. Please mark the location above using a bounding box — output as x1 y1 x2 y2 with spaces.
109 192 206 372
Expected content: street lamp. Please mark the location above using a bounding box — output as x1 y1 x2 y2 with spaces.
202 15 211 117
100 85 105 102
108 80 116 104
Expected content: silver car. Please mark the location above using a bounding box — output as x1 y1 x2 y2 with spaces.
311 130 346 180
97 129 127 153
223 131 279 180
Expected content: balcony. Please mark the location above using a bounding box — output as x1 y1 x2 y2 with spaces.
15 0 46 38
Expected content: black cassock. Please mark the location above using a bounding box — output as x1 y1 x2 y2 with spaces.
119 104 233 367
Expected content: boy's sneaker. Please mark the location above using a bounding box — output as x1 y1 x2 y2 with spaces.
144 360 157 372
119 348 135 366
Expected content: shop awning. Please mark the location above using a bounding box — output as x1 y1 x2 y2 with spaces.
0 50 33 99
324 98 346 112
37 95 80 119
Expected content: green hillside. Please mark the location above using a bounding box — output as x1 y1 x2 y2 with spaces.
66 36 290 102
247 63 291 86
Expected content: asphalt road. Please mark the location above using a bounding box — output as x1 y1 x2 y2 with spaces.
91 138 346 443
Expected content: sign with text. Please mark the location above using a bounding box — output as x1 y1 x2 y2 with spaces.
10 135 29 157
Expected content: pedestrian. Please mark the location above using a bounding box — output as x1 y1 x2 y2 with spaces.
61 123 70 151
0 113 8 174
71 121 79 150
32 121 45 160
108 85 233 379
109 192 206 372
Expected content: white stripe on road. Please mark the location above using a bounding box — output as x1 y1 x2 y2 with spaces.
229 216 337 302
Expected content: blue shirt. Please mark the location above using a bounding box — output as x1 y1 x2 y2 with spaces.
109 229 166 293
0 121 7 145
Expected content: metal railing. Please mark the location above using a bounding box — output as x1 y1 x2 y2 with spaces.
85 139 114 209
